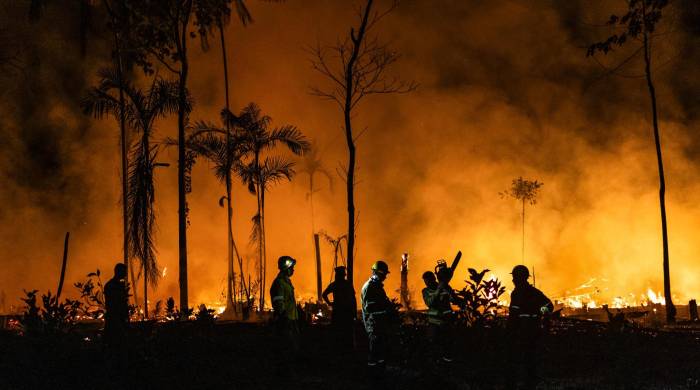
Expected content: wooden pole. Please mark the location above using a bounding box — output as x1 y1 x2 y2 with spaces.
56 232 70 300
314 234 322 302
400 253 410 310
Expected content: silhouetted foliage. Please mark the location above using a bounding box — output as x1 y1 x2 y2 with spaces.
165 296 179 321
181 117 251 311
224 103 309 309
74 269 106 320
83 68 183 318
319 231 348 277
456 268 506 328
298 145 333 234
195 304 217 324
122 0 223 314
500 177 543 265
19 290 81 337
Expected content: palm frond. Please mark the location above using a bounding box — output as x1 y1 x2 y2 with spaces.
237 161 259 194
151 77 183 118
233 0 253 26
249 212 262 248
266 125 310 156
260 156 295 188
81 88 122 119
126 142 161 289
317 166 334 192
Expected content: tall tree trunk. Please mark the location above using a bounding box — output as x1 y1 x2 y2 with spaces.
117 42 134 307
143 136 150 320
256 175 264 310
344 122 356 287
343 0 373 287
260 186 267 310
143 230 148 321
643 22 675 323
107 0 136 308
314 233 322 302
521 199 525 264
219 21 237 314
309 174 315 233
56 232 70 300
130 259 139 310
177 7 191 318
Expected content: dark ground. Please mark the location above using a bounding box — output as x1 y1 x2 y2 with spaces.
1 318 699 390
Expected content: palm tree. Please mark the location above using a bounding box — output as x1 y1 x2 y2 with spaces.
226 103 309 310
193 0 251 318
298 145 333 235
298 145 333 300
184 118 251 318
83 68 182 319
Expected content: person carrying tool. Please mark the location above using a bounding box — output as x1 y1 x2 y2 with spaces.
422 266 460 363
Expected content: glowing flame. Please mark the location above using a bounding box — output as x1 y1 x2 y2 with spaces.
646 288 665 305
162 267 167 278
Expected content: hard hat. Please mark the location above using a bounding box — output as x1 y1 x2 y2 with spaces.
371 260 390 275
422 271 436 281
334 266 346 273
510 265 530 279
278 256 297 270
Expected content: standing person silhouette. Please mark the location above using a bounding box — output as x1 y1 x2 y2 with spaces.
506 265 553 390
104 263 129 369
322 266 357 351
361 260 393 370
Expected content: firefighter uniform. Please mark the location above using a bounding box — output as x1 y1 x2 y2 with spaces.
506 265 553 390
361 268 392 366
271 273 298 320
270 257 300 354
422 271 459 362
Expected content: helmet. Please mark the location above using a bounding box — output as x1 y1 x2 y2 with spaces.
510 265 529 280
334 266 346 274
422 271 436 282
278 256 297 270
371 260 390 275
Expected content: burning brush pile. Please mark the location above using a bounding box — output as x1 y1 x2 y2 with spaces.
0 269 245 337
552 277 699 327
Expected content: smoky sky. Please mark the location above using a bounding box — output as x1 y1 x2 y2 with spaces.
1 0 699 309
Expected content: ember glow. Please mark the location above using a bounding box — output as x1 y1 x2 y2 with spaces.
0 1 699 316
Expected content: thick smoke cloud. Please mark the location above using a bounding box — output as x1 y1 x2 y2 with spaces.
1 0 699 310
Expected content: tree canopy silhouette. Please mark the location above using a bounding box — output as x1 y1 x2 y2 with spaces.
82 68 185 318
225 103 309 310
